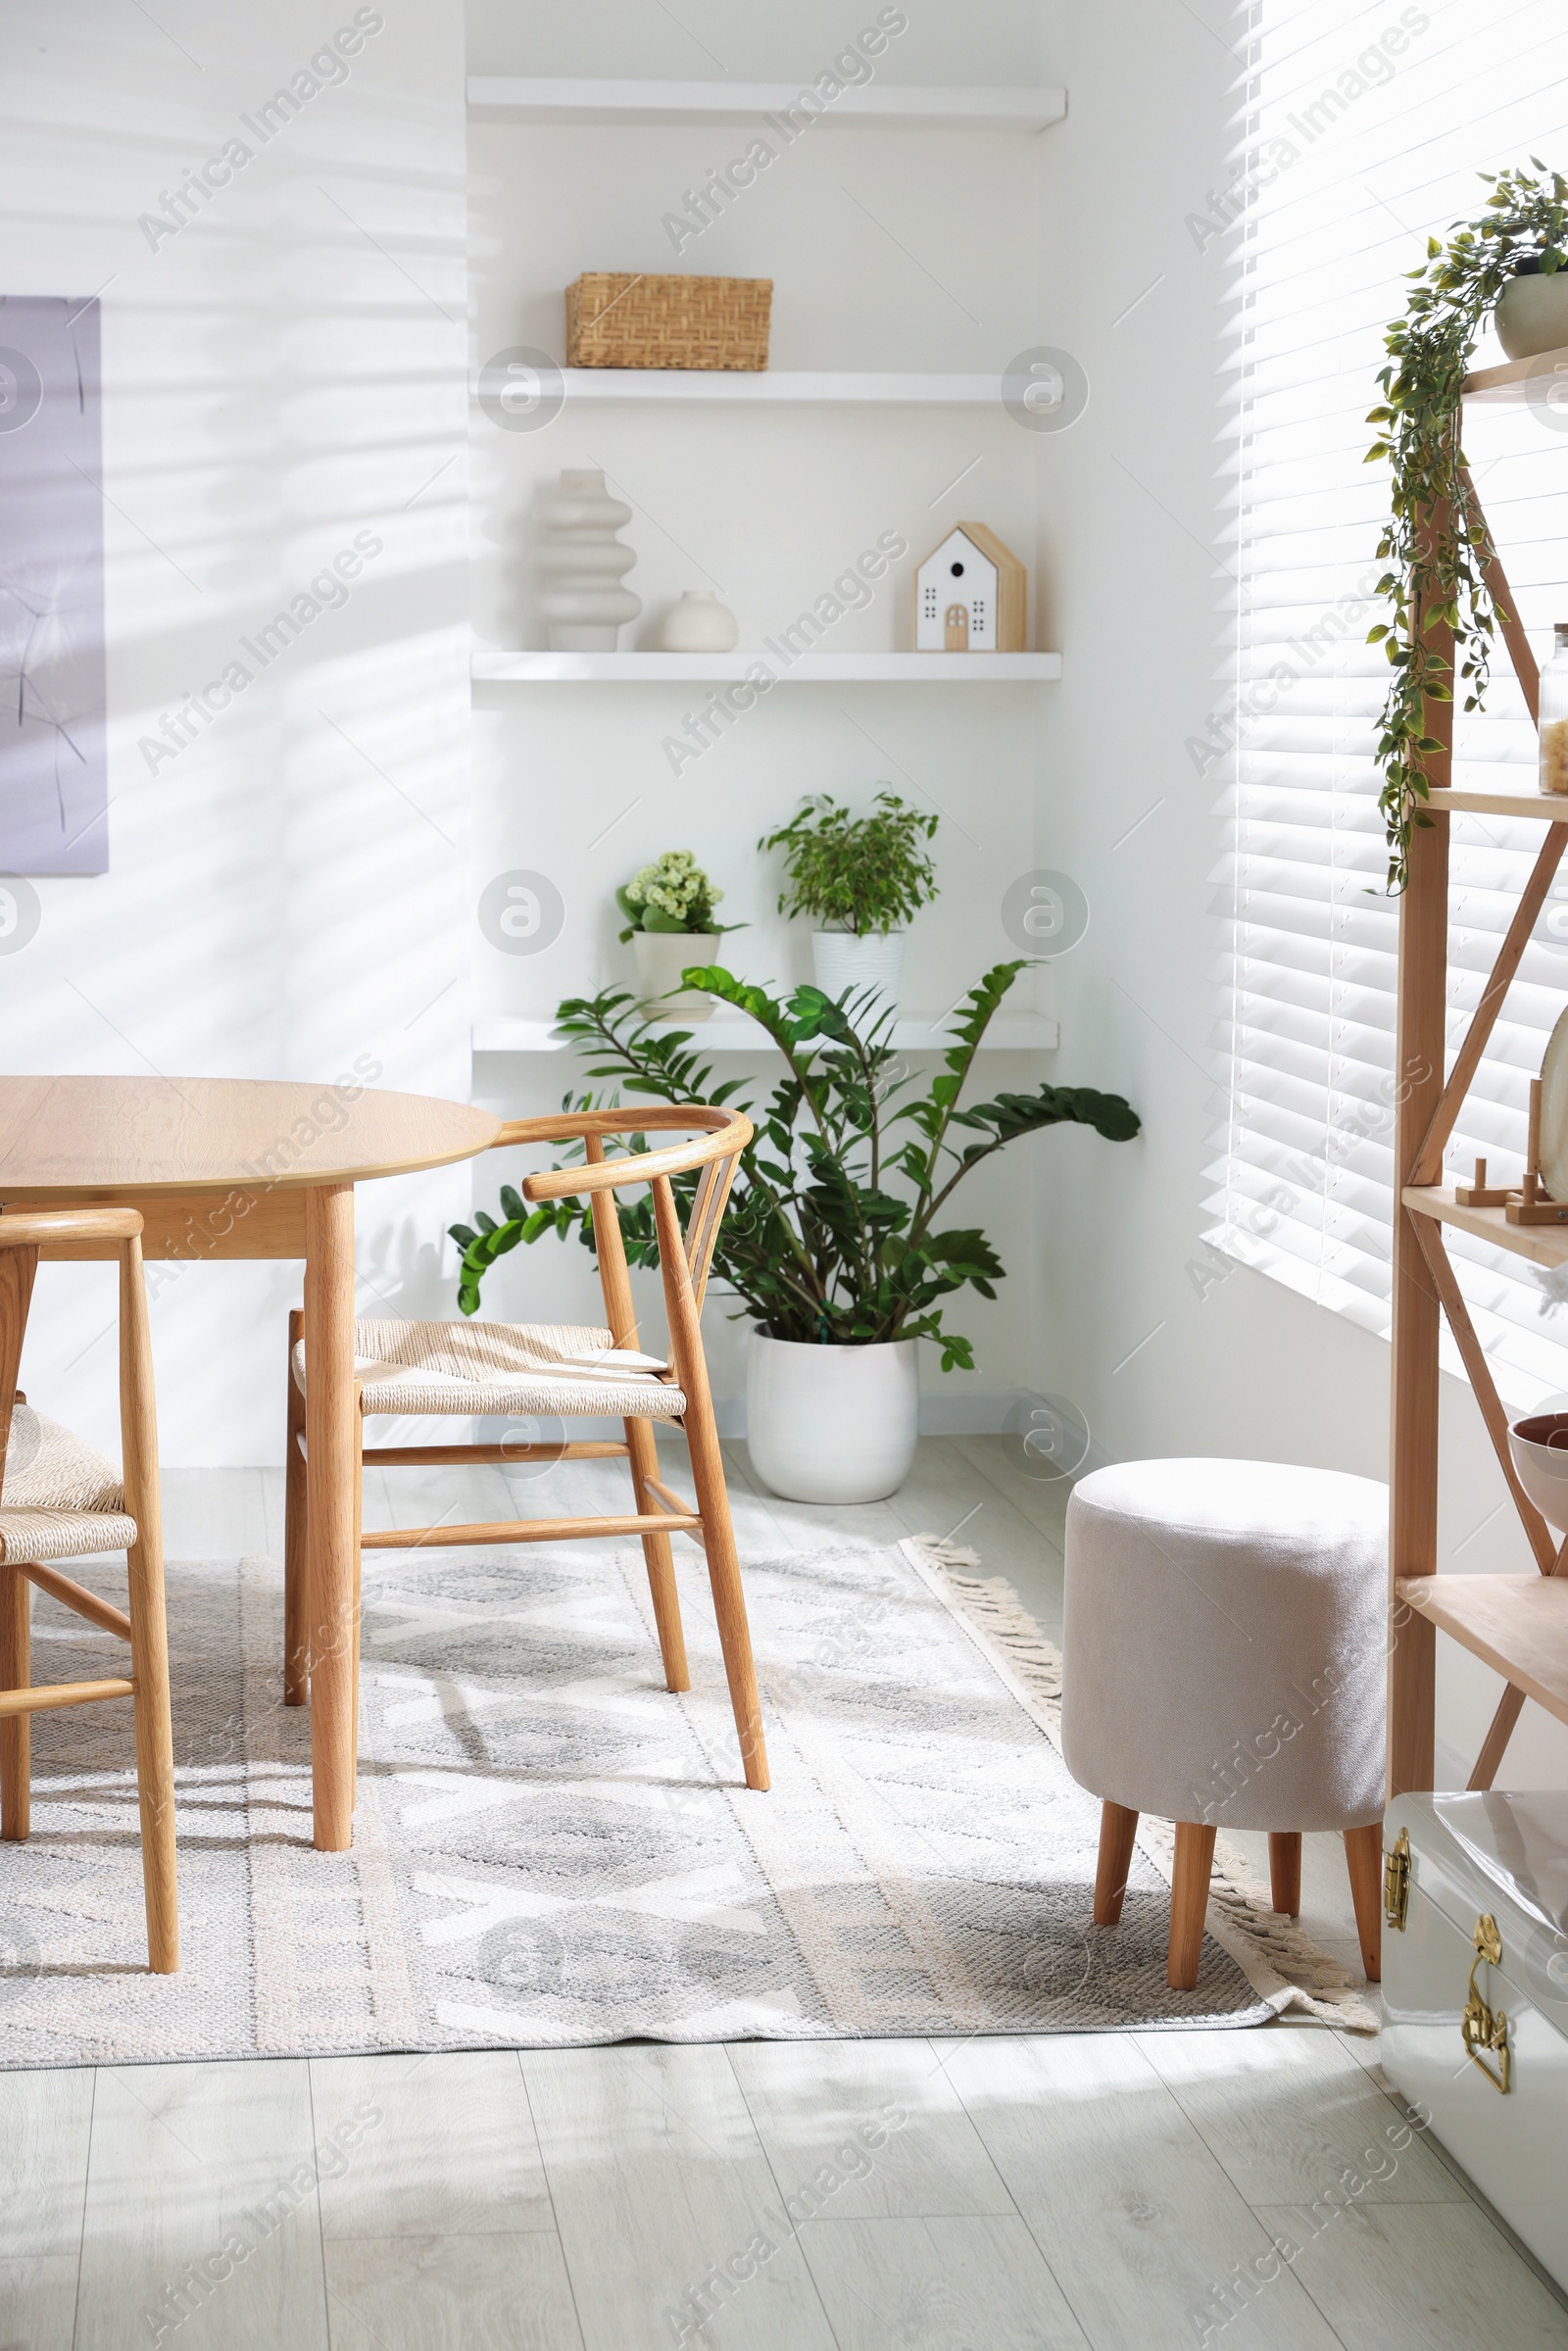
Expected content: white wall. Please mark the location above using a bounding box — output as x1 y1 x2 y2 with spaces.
1030 0 1568 1786
0 0 470 1466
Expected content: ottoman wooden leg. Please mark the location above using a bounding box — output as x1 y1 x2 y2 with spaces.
1168 1821 1216 1990
1094 1801 1139 1926
1268 1831 1301 1918
1344 1824 1382 1983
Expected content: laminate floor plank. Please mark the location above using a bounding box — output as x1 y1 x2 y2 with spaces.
728 2037 1015 2222
74 2058 328 2351
1254 2198 1568 2348
719 1439 910 1557
522 2042 837 2351
0 2254 77 2351
951 1435 1072 1556
323 2231 584 2351
0 2068 93 2258
1134 2026 1457 2207
884 1439 1068 1642
801 2212 1090 2350
941 2033 1345 2350
311 2051 554 2239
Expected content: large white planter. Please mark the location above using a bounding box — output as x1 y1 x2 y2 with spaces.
810 930 905 1020
632 930 718 1019
746 1332 918 1502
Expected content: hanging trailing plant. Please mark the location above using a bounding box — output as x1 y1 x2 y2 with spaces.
1368 160 1568 893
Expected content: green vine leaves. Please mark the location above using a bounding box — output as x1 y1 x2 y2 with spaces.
1367 161 1568 893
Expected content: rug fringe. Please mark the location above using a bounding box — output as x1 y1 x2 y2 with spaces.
905 1536 1379 2033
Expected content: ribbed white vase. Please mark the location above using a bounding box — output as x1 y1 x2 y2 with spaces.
811 930 905 1021
536 468 642 652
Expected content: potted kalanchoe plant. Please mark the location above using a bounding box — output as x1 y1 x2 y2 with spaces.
760 789 938 1015
450 963 1140 1504
615 850 739 1022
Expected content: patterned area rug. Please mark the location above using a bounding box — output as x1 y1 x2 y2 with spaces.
0 1535 1373 2064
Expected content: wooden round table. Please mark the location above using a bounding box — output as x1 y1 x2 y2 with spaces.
0 1075 502 1849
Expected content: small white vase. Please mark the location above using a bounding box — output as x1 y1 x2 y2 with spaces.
1495 270 1568 361
536 467 642 652
632 930 719 1019
811 930 905 1021
658 591 739 653
746 1333 919 1502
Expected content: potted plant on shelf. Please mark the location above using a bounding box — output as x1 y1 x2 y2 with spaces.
615 851 739 1022
760 789 938 1015
1367 161 1568 889
450 963 1140 1504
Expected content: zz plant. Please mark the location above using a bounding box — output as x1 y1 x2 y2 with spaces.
451 963 1140 1369
1368 160 1568 891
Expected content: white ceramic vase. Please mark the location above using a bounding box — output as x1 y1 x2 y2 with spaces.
632 930 719 1019
746 1333 919 1502
811 929 905 1020
658 591 739 652
1495 270 1568 361
536 467 642 652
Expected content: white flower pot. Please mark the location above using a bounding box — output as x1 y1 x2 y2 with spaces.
1495 271 1568 361
810 930 905 1021
632 930 719 1019
745 1332 919 1503
657 591 739 652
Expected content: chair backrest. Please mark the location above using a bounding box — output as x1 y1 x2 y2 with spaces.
0 1207 150 1511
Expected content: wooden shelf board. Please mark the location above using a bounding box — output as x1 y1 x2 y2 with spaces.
466 78 1066 131
1462 345 1568 405
1402 1185 1568 1269
1427 785 1568 822
471 650 1062 684
1396 1575 1568 1731
500 369 1008 405
474 1013 1060 1055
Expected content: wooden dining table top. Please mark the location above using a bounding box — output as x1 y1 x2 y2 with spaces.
0 1075 501 1195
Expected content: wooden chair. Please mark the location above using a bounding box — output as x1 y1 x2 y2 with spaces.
0 1208 178 1974
283 1107 769 1789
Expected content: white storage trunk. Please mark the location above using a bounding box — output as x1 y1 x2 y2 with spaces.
1382 1790 1568 2290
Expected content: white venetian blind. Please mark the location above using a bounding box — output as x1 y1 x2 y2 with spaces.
1209 0 1568 1404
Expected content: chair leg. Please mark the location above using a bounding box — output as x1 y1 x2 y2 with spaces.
121 1241 178 1975
1268 1831 1302 1919
1094 1800 1138 1925
284 1308 309 1706
1344 1823 1383 1984
682 1405 769 1791
351 1392 363 1774
624 1416 689 1691
1167 1821 1217 1991
0 1566 30 1841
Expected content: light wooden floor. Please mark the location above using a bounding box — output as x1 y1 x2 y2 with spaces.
3 1437 1565 2350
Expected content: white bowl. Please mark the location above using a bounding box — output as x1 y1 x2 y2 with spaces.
1509 1413 1568 1532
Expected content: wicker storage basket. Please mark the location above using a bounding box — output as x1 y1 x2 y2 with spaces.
565 273 772 370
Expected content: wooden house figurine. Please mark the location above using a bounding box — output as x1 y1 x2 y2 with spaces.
913 523 1027 652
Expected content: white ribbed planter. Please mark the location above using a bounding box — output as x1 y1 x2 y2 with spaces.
745 1332 919 1503
810 929 905 1018
632 930 718 1019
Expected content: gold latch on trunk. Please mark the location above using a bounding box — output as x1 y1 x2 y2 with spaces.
1384 1828 1410 1931
1461 1913 1511 2094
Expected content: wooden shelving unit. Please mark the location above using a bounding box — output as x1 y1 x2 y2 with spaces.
1390 356 1568 1796
472 650 1062 684
485 369 1009 405
474 1012 1060 1054
466 78 1066 131
1456 342 1568 405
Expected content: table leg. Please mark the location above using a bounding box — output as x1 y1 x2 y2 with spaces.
305 1183 358 1851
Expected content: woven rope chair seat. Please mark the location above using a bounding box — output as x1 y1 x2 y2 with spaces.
1 1405 136 1564
291 1318 688 1420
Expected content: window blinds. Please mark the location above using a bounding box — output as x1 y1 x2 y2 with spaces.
1208 0 1568 1405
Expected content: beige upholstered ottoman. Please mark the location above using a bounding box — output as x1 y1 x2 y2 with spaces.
1061 1457 1388 1988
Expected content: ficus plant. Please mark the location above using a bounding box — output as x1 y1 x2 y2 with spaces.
1367 159 1568 892
760 789 939 936
450 961 1141 1369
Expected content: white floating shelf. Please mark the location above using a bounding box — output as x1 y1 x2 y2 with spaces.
475 1013 1059 1054
495 368 1006 405
466 78 1066 132
472 650 1061 683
